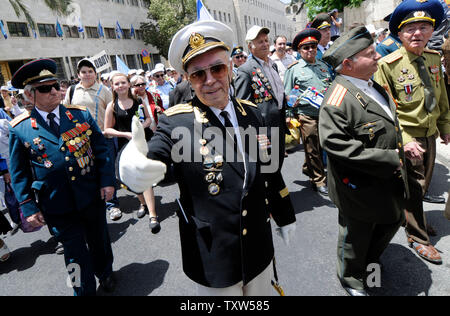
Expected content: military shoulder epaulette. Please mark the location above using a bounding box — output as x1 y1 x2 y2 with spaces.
164 103 193 116
287 61 299 70
382 51 403 64
326 84 347 107
9 111 30 127
237 99 257 108
66 104 87 111
424 48 441 55
382 38 394 46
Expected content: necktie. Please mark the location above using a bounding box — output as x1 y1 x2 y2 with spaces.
47 112 60 136
220 111 243 168
415 56 436 113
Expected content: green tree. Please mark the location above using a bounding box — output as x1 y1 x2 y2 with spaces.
8 0 73 28
141 0 197 60
290 0 364 21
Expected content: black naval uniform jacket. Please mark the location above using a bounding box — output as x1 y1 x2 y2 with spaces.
318 75 408 224
145 96 296 288
234 56 289 168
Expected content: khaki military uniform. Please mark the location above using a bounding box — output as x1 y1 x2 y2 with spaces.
374 46 450 245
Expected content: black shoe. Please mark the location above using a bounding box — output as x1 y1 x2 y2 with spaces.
423 193 445 204
100 274 116 293
149 217 161 234
137 204 148 219
317 185 329 196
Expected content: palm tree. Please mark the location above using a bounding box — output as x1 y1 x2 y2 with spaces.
8 0 73 29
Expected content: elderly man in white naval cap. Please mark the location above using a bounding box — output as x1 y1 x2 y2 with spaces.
117 20 296 296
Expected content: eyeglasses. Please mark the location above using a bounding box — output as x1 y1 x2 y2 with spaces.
154 74 164 78
33 82 60 94
401 24 433 35
133 83 146 88
301 44 317 51
235 55 246 60
188 63 229 84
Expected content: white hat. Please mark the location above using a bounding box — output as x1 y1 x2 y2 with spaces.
128 69 137 76
136 69 145 75
101 73 110 80
366 24 376 35
245 25 270 42
168 20 233 73
108 70 121 80
0 86 9 91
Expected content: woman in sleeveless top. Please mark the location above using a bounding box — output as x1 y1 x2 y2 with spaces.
104 73 161 233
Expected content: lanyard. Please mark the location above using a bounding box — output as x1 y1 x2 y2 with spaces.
94 84 103 123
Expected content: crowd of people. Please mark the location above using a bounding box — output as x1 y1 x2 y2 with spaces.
0 0 449 296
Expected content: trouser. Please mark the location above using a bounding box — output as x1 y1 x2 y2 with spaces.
337 213 402 290
298 114 327 187
196 262 273 296
404 136 436 245
105 137 119 210
45 198 114 296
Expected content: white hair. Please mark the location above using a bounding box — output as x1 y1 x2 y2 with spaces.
23 84 34 103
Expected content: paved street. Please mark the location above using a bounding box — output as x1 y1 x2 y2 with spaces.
0 144 449 296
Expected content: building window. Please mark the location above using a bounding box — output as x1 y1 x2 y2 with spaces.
136 29 143 40
53 58 66 80
122 29 131 39
110 55 117 70
63 25 79 38
130 0 139 6
126 55 137 69
105 28 116 39
7 22 29 37
86 27 99 38
38 23 56 37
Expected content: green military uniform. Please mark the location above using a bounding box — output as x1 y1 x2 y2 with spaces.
320 26 408 294
374 43 450 247
284 58 332 189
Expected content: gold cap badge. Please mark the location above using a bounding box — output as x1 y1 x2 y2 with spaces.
189 33 206 50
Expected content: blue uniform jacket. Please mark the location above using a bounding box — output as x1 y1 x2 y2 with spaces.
8 105 115 218
376 35 402 57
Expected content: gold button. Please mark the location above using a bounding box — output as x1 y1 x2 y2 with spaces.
65 157 70 161
68 167 73 172
242 210 248 217
398 142 402 148
71 176 76 181
242 229 247 236
61 147 66 152
395 127 399 132
265 199 269 205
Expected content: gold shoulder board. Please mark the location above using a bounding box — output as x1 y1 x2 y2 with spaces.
164 103 193 117
9 112 31 127
66 104 87 111
287 61 299 70
383 51 403 64
424 48 441 55
383 38 394 46
237 99 258 108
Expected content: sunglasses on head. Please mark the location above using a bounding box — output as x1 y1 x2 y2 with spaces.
301 44 318 51
133 83 146 88
33 82 60 94
188 63 229 84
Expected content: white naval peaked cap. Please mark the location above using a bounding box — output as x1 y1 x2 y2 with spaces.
168 20 233 73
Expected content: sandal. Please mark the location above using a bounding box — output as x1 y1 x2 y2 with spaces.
149 216 161 234
409 239 442 264
0 240 11 263
108 207 122 221
137 204 148 219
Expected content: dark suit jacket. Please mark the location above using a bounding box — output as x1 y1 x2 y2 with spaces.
9 105 115 218
169 80 195 108
234 56 288 168
144 96 296 288
319 75 408 224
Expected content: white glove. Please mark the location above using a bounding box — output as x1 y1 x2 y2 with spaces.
275 222 296 246
119 116 167 193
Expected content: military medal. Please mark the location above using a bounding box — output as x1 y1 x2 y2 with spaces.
38 143 45 151
397 76 405 83
404 84 413 101
33 138 41 145
81 169 87 176
208 183 220 196
203 156 214 170
214 155 223 168
86 129 92 136
215 173 223 183
200 146 209 156
44 160 53 169
24 142 31 148
37 157 43 163
429 65 440 74
407 74 415 80
369 128 375 141
205 172 215 183
31 118 38 129
199 139 207 146
401 68 409 74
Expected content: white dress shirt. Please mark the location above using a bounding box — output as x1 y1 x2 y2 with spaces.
36 105 61 126
341 75 394 120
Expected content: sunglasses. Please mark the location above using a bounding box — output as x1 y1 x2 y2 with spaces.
301 44 318 51
188 63 229 84
133 83 146 88
33 82 60 94
235 55 246 60
154 74 164 78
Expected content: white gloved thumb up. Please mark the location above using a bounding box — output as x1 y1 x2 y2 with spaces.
275 222 296 247
119 116 167 193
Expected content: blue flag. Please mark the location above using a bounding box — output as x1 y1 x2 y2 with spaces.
56 19 63 37
78 17 84 33
31 24 37 39
0 20 8 39
116 21 123 39
116 55 130 74
197 0 214 21
98 21 104 38
130 25 135 38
